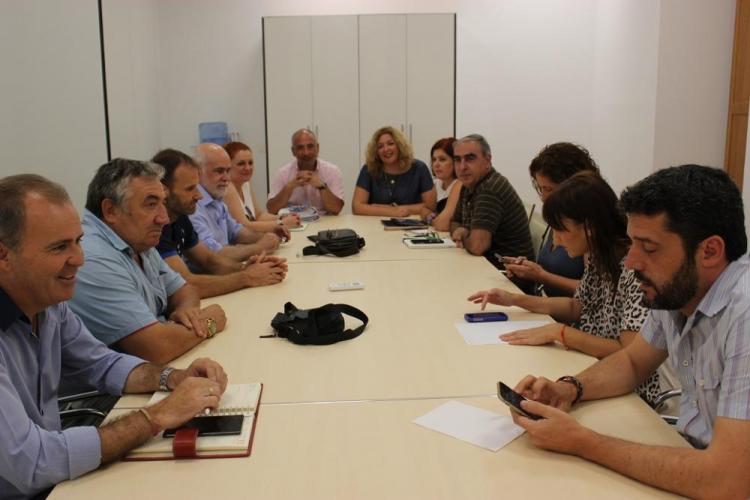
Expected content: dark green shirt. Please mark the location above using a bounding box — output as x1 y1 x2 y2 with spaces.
453 169 534 262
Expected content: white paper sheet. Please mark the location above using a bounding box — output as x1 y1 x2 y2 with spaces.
413 401 525 452
455 321 551 345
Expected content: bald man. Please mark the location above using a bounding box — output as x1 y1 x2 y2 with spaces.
190 143 287 262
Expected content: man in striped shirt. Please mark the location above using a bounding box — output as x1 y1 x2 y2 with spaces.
508 165 750 498
450 134 534 292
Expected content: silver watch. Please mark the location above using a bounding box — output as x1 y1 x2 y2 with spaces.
159 367 175 392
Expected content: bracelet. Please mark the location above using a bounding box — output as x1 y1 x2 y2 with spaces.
158 366 175 392
559 324 569 350
138 407 161 436
556 375 583 405
425 212 437 225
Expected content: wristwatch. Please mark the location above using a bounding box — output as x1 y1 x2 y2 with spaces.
158 366 175 392
316 182 327 191
556 375 583 405
205 317 218 338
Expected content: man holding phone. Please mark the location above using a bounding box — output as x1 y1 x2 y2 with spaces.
508 166 750 498
0 174 229 500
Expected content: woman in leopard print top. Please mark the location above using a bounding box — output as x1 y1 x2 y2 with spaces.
468 172 660 405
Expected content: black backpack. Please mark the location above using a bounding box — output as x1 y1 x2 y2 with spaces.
269 302 369 345
302 229 365 257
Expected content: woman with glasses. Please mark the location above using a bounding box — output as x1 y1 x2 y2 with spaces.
352 126 437 217
468 172 660 405
504 142 599 297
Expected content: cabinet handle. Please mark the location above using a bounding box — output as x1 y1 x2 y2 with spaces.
315 124 319 140
400 124 405 133
409 124 413 143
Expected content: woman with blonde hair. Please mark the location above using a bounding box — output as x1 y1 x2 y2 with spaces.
222 141 300 231
352 126 436 216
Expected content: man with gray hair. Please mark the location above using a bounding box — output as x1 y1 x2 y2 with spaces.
191 143 286 261
451 134 534 292
0 174 229 499
266 128 344 215
69 158 227 364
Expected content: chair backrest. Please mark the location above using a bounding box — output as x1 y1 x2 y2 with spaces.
528 210 547 260
198 122 230 145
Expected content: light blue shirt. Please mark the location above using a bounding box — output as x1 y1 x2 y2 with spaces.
641 256 750 448
69 210 186 346
188 185 243 252
0 287 143 499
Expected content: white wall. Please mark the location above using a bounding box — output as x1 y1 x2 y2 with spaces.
140 0 734 210
1 1 735 213
102 0 161 160
0 0 107 209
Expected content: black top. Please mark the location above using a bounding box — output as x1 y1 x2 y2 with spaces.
157 215 199 259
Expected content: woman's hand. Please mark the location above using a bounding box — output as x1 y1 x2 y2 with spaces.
467 288 518 309
281 214 301 228
500 323 562 345
504 259 546 282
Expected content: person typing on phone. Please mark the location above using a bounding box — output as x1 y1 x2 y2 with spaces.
505 166 750 499
0 174 229 500
468 173 660 406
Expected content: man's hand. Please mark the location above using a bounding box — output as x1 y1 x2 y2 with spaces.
286 173 310 190
200 304 227 334
169 357 228 393
451 227 469 247
513 375 577 411
309 172 325 189
511 399 593 455
244 259 286 286
467 288 518 309
272 225 291 242
148 377 223 430
280 214 301 228
169 306 209 338
500 323 563 345
257 232 281 251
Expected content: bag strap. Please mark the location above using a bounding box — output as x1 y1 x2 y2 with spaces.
302 304 369 345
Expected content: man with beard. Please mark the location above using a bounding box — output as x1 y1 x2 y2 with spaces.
505 165 750 498
152 149 287 299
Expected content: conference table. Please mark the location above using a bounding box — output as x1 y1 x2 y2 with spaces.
50 215 689 499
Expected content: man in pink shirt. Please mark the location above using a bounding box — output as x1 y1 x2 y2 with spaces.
266 129 345 215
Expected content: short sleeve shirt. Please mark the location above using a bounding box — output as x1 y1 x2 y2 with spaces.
641 256 750 448
269 158 345 213
575 257 660 404
157 215 199 259
355 160 434 205
452 169 534 261
69 210 186 347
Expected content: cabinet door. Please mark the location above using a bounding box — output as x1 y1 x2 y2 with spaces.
264 16 313 192
359 15 407 158
311 16 359 209
406 14 455 165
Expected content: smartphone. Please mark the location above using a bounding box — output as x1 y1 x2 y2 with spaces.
410 238 442 244
497 382 543 420
464 311 508 322
162 415 244 438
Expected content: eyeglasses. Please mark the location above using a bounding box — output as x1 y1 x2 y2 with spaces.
531 178 555 196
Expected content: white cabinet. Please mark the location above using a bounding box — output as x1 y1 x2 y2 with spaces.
264 14 455 211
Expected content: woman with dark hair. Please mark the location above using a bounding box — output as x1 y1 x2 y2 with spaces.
468 172 660 405
504 142 600 297
222 141 300 231
352 126 436 216
426 137 461 231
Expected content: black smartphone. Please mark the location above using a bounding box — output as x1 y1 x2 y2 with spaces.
162 415 244 438
497 382 543 420
464 311 508 322
411 238 442 244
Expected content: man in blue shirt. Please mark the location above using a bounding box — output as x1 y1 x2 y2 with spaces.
190 143 286 262
502 165 750 498
152 148 287 299
0 174 229 499
69 159 227 365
